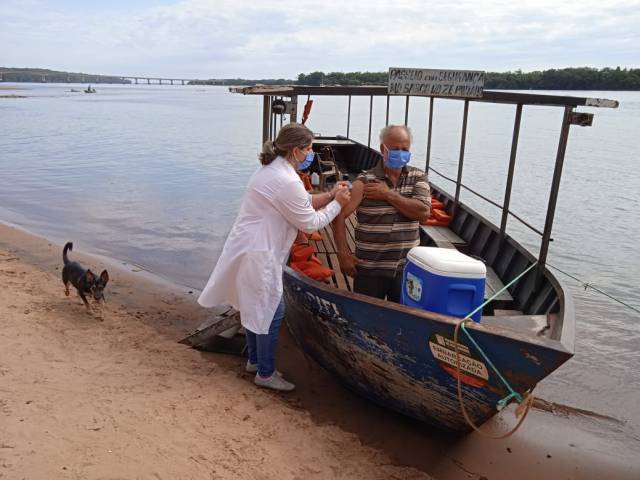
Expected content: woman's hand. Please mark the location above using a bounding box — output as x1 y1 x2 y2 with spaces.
334 184 351 207
330 181 351 199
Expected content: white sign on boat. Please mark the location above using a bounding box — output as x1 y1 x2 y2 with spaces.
388 68 485 98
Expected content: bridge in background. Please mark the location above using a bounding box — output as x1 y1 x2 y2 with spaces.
120 76 196 85
0 70 199 85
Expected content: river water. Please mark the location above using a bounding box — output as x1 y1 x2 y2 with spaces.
1 83 639 441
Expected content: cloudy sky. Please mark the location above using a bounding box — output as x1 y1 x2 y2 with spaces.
1 0 639 79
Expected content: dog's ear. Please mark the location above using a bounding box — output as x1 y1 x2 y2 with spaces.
85 269 95 284
100 270 109 285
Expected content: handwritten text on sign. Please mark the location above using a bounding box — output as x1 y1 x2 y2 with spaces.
388 68 485 98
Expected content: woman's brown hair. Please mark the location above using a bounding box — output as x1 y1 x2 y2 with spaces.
259 123 314 165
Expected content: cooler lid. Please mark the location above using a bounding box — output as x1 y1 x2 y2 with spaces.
407 247 486 276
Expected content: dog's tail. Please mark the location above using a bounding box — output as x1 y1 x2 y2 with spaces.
63 242 73 265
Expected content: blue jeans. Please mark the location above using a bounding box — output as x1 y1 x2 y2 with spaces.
245 298 285 377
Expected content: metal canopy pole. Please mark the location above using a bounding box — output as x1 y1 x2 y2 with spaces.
500 103 523 238
367 95 373 147
404 96 410 125
290 95 298 123
270 96 276 141
270 95 278 140
385 95 390 125
425 97 434 172
539 105 573 271
454 100 470 214
346 95 352 138
262 96 270 144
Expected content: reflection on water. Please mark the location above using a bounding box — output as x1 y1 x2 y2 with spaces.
1 83 639 436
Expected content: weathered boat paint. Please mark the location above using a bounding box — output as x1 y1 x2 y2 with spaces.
283 269 572 432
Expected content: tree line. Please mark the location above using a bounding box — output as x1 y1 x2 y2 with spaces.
188 78 291 86
0 68 128 84
4 66 639 90
297 68 640 90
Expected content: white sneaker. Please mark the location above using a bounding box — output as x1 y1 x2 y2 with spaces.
245 360 282 377
254 373 295 392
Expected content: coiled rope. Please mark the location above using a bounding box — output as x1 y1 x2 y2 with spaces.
453 262 538 438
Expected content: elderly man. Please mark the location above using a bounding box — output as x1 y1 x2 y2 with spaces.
333 125 431 302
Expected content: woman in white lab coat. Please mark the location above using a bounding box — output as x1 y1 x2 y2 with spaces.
198 123 350 391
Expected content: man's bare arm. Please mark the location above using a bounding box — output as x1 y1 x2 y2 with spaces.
332 180 364 276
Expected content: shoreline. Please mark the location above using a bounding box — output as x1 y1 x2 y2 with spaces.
1 221 639 479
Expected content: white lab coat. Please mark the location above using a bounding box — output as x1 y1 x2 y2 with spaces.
198 156 342 334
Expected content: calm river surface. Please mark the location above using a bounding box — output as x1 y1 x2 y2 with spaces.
1 83 639 439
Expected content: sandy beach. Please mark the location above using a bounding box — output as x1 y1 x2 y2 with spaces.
0 223 433 480
1 222 639 480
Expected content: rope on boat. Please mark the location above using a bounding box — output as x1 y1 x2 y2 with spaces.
453 262 538 438
547 263 640 315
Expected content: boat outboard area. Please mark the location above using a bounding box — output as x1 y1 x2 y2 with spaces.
214 68 620 433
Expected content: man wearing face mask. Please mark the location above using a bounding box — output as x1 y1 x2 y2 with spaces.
333 125 431 302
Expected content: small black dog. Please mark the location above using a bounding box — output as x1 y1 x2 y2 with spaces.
62 242 109 312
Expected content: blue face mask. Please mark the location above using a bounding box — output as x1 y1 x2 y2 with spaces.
384 145 411 170
297 151 315 170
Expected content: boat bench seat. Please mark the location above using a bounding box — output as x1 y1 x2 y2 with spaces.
420 225 466 249
485 267 514 302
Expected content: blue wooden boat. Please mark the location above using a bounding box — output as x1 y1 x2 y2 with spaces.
230 79 617 432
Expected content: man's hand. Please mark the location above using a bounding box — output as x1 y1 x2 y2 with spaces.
363 180 391 201
337 252 359 277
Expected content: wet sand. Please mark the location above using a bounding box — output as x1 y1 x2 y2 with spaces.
1 222 638 479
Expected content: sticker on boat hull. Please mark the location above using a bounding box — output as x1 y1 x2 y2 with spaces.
429 333 489 388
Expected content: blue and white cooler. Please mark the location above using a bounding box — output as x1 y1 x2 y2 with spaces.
401 247 486 322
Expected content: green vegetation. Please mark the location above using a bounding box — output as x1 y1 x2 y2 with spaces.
0 67 129 84
297 68 640 90
188 78 292 86
297 71 386 85
486 68 640 90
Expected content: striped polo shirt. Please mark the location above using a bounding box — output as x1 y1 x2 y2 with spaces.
355 160 431 278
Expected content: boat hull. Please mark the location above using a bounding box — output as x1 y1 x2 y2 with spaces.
283 269 572 432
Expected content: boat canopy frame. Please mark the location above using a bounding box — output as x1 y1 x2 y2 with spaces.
230 84 618 274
